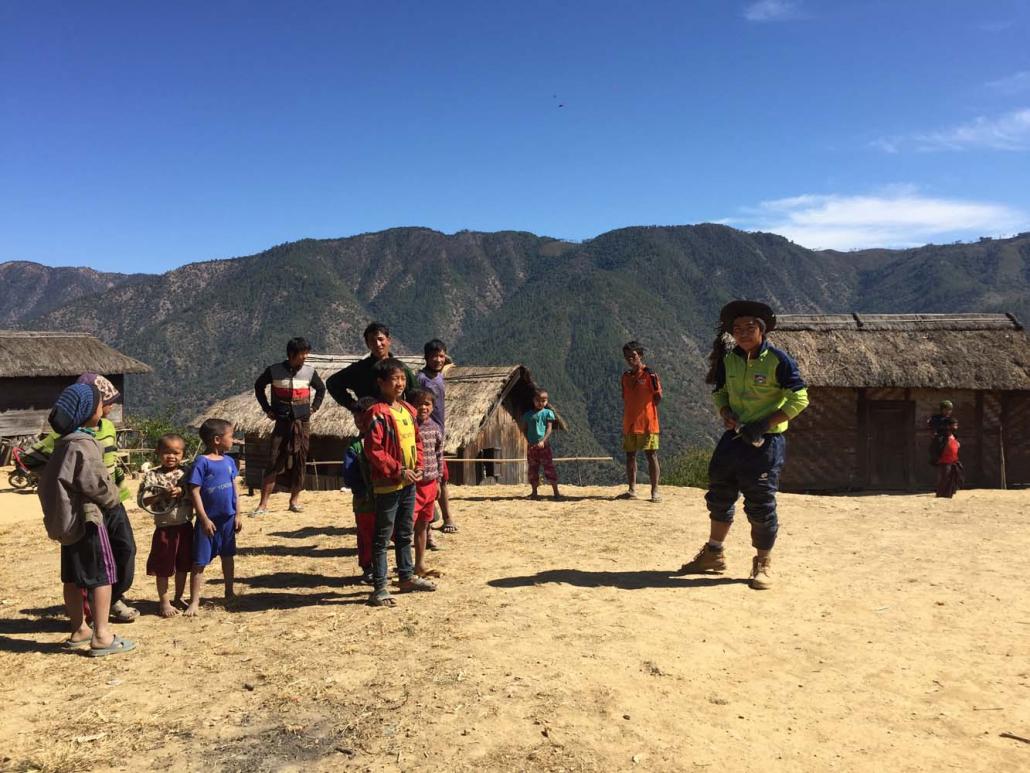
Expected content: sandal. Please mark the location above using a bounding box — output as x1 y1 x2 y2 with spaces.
250 508 269 517
63 636 92 650
109 600 139 623
399 576 437 593
441 523 459 534
88 635 137 658
650 492 663 503
288 503 305 513
367 589 396 607
417 568 443 578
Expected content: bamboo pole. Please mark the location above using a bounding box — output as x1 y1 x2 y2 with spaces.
444 456 614 463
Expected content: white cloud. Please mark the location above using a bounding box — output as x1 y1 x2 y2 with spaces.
986 71 1030 95
979 20 1014 33
730 187 1026 250
874 108 1030 153
742 1 803 23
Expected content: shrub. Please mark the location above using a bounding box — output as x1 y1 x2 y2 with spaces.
663 447 711 488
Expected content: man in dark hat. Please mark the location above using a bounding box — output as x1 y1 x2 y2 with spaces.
679 300 809 590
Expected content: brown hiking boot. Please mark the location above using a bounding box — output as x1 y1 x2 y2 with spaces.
750 556 772 590
678 543 727 574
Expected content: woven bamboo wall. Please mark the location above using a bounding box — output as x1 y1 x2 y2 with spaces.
780 388 859 491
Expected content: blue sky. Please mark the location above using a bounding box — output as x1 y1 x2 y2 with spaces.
2 0 1028 272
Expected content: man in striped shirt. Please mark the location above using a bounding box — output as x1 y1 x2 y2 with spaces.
253 337 326 515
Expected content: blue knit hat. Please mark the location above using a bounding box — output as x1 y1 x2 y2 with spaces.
48 383 101 436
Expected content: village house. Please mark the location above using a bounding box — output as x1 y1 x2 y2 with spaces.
200 354 539 490
769 313 1030 491
0 330 151 439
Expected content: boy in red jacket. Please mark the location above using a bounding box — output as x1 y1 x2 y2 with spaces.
365 358 435 606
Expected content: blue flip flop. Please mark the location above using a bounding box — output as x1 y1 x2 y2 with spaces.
87 635 137 658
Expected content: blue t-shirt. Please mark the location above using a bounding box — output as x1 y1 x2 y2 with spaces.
188 455 238 521
522 408 556 445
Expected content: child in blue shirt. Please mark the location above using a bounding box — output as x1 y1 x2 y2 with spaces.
520 389 561 500
185 419 241 616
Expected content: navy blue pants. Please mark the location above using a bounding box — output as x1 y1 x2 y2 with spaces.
705 431 785 551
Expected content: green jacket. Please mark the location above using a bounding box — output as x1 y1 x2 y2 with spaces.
27 418 131 502
712 341 809 433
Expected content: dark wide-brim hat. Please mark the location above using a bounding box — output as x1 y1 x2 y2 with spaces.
719 300 777 332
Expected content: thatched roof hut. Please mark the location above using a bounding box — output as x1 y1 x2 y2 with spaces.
0 330 151 378
200 354 538 488
0 330 151 437
770 313 1028 390
768 313 1030 491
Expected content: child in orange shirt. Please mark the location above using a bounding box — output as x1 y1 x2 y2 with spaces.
620 341 663 502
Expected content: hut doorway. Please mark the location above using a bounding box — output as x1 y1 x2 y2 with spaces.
867 400 914 489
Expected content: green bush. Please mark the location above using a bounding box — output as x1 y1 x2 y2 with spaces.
663 447 712 488
122 413 198 457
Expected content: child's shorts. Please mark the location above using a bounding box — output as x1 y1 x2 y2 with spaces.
623 433 660 452
193 514 237 567
60 522 117 590
146 523 194 577
414 479 439 524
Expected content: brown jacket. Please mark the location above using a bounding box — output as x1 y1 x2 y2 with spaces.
38 431 120 545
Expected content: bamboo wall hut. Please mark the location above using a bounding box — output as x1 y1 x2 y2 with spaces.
0 330 151 438
199 354 537 490
769 313 1030 491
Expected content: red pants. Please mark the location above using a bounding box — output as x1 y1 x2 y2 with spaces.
527 443 558 486
415 479 439 524
355 511 375 570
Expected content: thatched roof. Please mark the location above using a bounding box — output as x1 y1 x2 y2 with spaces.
198 355 535 454
0 330 151 378
769 313 1029 390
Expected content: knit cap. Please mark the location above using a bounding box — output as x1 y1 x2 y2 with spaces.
48 384 102 436
76 372 120 405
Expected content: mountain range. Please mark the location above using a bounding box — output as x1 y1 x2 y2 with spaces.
4 225 1029 467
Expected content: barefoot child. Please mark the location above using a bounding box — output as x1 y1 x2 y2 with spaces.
411 389 444 580
365 358 435 606
620 341 663 502
185 419 241 616
521 389 560 500
142 434 194 617
342 397 378 585
38 383 135 656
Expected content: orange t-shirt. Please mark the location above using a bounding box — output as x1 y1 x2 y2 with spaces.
621 367 662 434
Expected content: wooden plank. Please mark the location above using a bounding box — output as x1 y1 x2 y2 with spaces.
0 409 48 436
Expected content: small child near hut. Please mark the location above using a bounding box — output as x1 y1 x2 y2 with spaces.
141 434 194 617
185 419 241 616
935 418 963 498
342 397 378 585
37 383 135 656
411 389 444 580
365 358 434 607
620 341 663 502
521 388 561 500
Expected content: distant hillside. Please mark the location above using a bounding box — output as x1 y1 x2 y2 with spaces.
7 226 1029 473
0 261 136 326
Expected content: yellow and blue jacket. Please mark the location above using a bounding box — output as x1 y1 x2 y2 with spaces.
712 342 809 433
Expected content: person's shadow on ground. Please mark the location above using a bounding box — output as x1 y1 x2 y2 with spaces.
268 525 356 539
487 568 747 590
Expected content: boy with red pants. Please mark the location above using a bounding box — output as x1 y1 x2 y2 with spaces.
411 389 444 580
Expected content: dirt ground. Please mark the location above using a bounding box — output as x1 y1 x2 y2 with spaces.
0 472 1028 773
